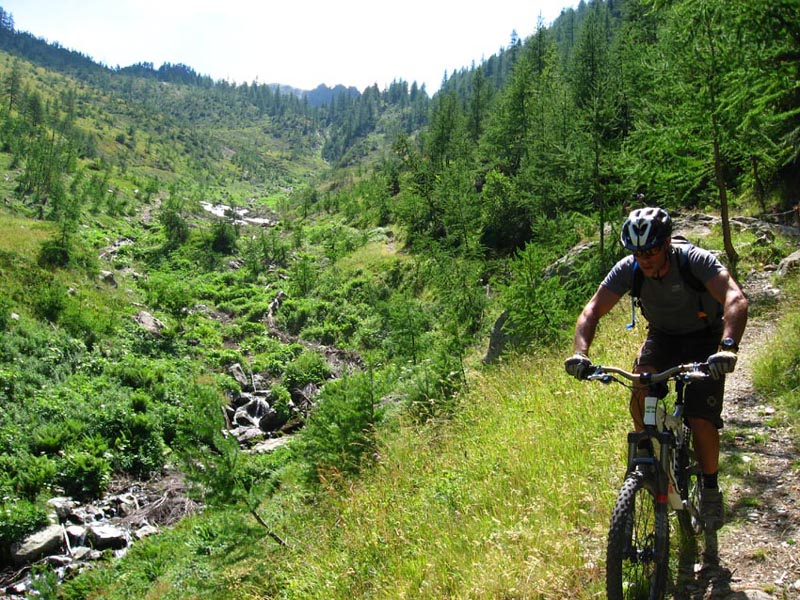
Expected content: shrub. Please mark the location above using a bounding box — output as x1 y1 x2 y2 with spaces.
14 454 57 501
113 412 166 478
296 372 384 485
209 221 239 255
0 295 10 332
282 350 331 391
30 419 84 455
269 384 293 423
31 281 67 323
59 449 111 500
37 239 70 268
299 322 341 346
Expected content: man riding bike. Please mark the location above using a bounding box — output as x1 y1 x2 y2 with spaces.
565 207 748 541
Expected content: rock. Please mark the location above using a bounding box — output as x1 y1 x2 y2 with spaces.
70 546 93 560
11 524 65 566
46 554 73 568
65 525 87 546
233 407 258 427
229 363 250 390
776 249 800 278
737 591 776 600
47 497 75 522
134 525 159 540
87 524 129 550
98 270 118 287
251 437 290 454
133 311 166 337
258 407 285 431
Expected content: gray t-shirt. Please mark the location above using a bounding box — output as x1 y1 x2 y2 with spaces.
601 244 725 335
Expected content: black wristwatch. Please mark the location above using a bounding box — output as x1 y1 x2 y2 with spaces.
720 337 739 352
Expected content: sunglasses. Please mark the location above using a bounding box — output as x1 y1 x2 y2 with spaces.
632 244 664 259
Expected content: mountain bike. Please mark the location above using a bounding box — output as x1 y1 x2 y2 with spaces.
586 362 709 600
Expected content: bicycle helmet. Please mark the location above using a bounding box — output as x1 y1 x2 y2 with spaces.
620 207 672 251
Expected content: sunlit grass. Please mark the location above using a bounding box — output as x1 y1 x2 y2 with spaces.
0 213 54 257
752 275 800 427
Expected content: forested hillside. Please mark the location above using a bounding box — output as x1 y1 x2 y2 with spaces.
0 0 798 597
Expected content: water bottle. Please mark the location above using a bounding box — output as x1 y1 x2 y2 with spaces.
644 395 658 427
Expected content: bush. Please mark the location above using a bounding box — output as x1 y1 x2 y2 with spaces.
113 412 166 478
31 281 67 323
30 420 84 455
209 221 239 255
37 240 70 268
0 295 10 332
296 372 384 485
282 350 331 391
59 450 111 501
14 454 57 501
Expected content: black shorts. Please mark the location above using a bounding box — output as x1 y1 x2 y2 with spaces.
634 328 725 428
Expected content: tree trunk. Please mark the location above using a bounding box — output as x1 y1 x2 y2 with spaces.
712 127 739 278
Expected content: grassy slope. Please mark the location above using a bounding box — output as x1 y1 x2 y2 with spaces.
60 232 800 600
63 304 646 600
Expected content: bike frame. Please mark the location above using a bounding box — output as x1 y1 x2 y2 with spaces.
594 362 709 600
588 364 707 516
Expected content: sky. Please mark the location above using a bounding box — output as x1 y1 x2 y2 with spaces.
2 0 576 94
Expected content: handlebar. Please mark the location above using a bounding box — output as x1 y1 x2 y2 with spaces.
587 363 709 385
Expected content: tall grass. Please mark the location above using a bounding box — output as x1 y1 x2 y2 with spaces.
752 277 800 424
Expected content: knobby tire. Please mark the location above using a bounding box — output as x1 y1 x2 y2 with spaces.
675 424 703 536
607 469 670 600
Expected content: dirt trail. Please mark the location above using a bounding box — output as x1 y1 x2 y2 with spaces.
682 269 800 600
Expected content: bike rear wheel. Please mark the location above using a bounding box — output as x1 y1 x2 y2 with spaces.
607 469 670 600
675 424 703 536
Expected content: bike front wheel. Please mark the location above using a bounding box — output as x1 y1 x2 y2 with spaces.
675 424 703 536
607 469 670 600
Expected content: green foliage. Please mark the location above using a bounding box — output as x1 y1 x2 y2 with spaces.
501 230 604 347
0 498 49 559
283 350 331 391
241 228 289 273
30 279 67 322
30 420 83 455
209 220 239 255
37 239 70 268
113 412 167 478
296 371 384 485
752 304 800 419
59 448 112 501
12 454 57 501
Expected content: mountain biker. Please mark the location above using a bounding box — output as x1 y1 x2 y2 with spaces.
564 207 748 536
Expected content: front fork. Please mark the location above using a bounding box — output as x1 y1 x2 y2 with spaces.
627 429 682 509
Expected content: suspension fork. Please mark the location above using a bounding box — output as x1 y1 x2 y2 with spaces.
627 428 676 503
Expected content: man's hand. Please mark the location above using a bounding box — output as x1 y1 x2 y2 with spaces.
565 353 593 380
707 351 737 380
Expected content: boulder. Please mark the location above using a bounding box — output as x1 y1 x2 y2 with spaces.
133 311 166 337
11 524 65 566
229 363 250 390
777 249 800 278
87 524 129 550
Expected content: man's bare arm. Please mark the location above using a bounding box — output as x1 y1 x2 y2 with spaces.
704 271 748 345
573 285 622 355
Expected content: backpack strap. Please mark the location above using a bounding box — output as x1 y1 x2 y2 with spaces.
627 260 642 330
674 244 707 294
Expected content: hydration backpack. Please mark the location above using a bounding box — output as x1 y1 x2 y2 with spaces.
627 236 720 330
